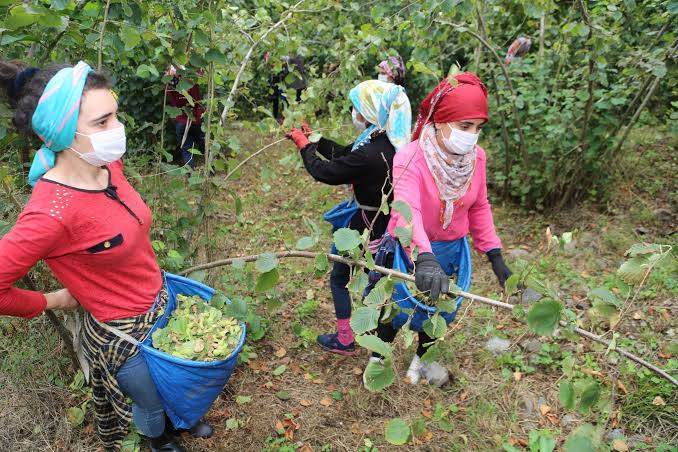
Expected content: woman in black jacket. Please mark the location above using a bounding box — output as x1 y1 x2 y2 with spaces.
287 80 411 354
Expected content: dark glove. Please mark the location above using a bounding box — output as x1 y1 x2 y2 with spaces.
415 252 449 301
286 128 310 150
487 248 512 288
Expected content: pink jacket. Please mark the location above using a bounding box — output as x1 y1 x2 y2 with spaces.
387 140 502 256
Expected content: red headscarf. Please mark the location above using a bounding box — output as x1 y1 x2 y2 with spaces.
412 72 488 140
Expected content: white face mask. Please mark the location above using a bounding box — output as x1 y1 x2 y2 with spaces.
352 108 367 131
377 73 390 82
71 125 126 167
439 126 479 154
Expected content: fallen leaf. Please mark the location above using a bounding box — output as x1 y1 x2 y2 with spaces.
459 392 468 402
319 397 333 407
303 373 313 380
517 437 528 446
652 396 666 406
299 446 314 452
422 409 433 418
612 439 629 452
421 431 433 442
658 350 672 359
632 311 645 320
352 367 363 376
275 347 287 358
351 422 361 434
513 371 523 381
540 404 552 416
275 420 285 433
299 399 313 407
423 398 432 408
582 368 604 378
546 413 559 425
617 380 628 395
312 378 325 385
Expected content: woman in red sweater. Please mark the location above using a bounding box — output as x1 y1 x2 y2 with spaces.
0 60 209 451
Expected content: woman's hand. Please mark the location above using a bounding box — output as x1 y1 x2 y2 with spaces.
486 249 512 288
45 289 80 311
286 128 310 150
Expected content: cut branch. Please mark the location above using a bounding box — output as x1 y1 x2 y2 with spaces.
180 250 678 387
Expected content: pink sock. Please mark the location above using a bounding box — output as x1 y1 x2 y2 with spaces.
337 318 354 345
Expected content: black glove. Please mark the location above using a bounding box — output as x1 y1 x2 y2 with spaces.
487 248 512 288
415 252 449 301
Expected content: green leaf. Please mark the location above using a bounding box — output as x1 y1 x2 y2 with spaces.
255 269 279 292
236 395 252 405
435 297 458 313
346 271 369 295
587 287 621 307
308 132 322 143
331 390 344 401
222 297 248 321
295 236 315 250
226 418 241 429
255 253 279 273
392 200 413 223
363 360 395 392
136 64 159 79
272 365 287 376
528 430 556 452
626 243 663 256
527 299 562 336
275 390 291 400
394 226 412 247
384 418 411 445
120 25 141 50
563 424 597 452
350 307 380 334
559 381 576 410
314 253 329 273
66 407 84 426
355 334 393 359
333 228 361 252
4 5 39 30
617 256 648 284
205 48 227 64
579 382 600 413
423 313 447 339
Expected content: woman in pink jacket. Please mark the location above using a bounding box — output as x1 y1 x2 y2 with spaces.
368 73 512 385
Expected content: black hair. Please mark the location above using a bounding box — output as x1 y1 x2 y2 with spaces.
0 60 111 141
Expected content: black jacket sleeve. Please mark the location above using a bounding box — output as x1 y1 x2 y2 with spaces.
300 142 369 185
315 137 352 160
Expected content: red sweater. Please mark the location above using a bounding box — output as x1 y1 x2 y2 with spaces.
0 160 162 322
167 84 205 125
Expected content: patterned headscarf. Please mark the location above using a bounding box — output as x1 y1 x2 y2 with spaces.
29 61 93 186
348 80 412 152
377 55 406 86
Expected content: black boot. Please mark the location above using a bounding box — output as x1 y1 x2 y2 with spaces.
188 420 213 439
165 414 213 439
149 432 186 452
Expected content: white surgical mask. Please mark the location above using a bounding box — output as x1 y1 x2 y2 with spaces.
377 73 390 82
352 108 367 131
439 126 479 154
71 125 126 167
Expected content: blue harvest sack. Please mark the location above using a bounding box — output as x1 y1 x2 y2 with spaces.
367 235 472 332
139 273 246 429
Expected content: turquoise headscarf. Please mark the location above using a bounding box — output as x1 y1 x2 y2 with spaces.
28 61 93 186
348 80 411 152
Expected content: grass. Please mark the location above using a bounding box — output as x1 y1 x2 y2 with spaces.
0 126 676 451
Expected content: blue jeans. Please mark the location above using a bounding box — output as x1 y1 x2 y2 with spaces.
116 353 166 438
175 123 205 168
